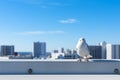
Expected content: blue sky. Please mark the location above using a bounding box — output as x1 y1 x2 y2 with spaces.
0 0 120 52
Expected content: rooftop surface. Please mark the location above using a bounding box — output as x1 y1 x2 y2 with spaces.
0 75 119 80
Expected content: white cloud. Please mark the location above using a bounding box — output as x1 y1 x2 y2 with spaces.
59 19 77 24
17 31 65 35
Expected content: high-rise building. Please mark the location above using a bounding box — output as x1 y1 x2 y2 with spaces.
99 41 107 59
34 42 46 58
0 45 14 56
65 49 72 54
88 45 102 59
59 48 64 53
52 50 58 53
106 44 120 59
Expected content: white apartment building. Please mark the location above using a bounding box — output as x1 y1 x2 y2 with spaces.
106 44 120 59
58 48 64 53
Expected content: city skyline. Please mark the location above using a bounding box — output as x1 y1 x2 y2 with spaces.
0 0 120 52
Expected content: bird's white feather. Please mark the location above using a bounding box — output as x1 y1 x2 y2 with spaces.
76 38 92 58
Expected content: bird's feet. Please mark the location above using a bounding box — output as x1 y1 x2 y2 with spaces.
77 58 81 62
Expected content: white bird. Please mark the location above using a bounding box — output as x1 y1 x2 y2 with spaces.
76 38 92 60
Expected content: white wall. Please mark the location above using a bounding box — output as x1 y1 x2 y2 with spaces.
0 60 120 74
